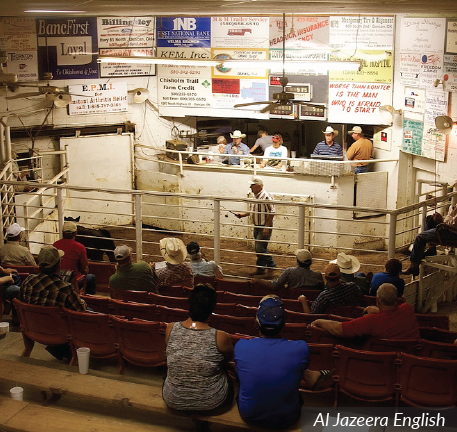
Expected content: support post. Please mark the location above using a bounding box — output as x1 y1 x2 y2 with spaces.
135 194 143 262
388 213 397 259
213 199 221 265
298 204 305 250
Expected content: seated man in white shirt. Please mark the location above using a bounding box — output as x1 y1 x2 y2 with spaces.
186 241 223 278
260 134 288 170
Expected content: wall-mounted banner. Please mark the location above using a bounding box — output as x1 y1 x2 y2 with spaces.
269 16 330 50
399 53 421 86
1 18 38 81
213 79 268 109
403 87 426 113
420 54 443 89
68 82 128 115
158 76 213 108
329 16 394 50
157 17 211 47
99 48 156 77
446 20 457 54
36 17 98 80
443 54 457 91
97 17 155 49
423 88 447 161
328 82 392 124
211 48 268 79
402 112 424 157
400 18 446 53
329 51 393 83
211 16 269 48
269 49 328 75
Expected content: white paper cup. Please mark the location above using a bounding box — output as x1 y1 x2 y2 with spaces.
240 159 245 168
0 322 9 335
76 347 90 374
291 151 297 158
10 386 23 401
281 164 287 172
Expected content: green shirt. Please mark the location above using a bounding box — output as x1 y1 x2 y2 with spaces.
109 260 159 293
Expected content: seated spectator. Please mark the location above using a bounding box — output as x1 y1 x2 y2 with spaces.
369 258 404 297
300 263 366 314
53 221 96 295
162 284 233 411
310 283 420 342
223 130 250 166
186 241 223 278
109 245 158 293
404 205 457 276
156 238 194 288
234 295 334 429
0 223 37 267
331 252 371 294
20 245 86 360
0 265 21 322
260 134 288 170
251 249 324 292
312 126 342 156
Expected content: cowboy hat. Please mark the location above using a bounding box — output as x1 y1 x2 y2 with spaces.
330 252 360 274
230 130 246 139
322 126 339 137
160 237 187 265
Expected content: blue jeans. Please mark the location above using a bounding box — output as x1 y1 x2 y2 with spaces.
2 284 20 302
410 225 457 263
254 226 275 271
80 274 96 295
355 166 368 174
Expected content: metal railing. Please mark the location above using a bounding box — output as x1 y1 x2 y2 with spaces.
1 174 455 278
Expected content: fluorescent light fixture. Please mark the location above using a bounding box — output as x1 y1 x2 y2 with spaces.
97 56 361 71
25 10 85 13
98 57 221 67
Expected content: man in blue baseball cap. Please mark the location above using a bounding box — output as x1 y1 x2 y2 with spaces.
234 295 334 429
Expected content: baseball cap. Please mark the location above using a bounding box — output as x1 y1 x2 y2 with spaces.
348 126 363 134
272 134 282 142
324 263 341 280
186 241 200 255
257 295 284 326
38 245 64 269
296 249 312 263
6 223 25 237
62 221 77 233
114 245 132 261
249 175 263 187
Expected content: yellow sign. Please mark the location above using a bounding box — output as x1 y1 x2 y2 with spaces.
329 50 393 83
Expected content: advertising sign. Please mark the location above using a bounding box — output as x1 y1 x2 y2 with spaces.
328 82 392 124
97 17 155 48
68 82 128 115
36 17 98 80
211 16 269 48
157 17 211 47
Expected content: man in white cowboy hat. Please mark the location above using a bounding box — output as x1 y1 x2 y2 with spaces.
223 130 250 166
346 126 374 174
156 237 194 288
299 263 366 314
0 222 36 267
312 126 342 156
331 252 371 294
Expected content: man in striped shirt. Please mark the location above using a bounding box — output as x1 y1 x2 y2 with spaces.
236 176 276 276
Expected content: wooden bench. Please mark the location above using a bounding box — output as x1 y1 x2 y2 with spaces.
0 358 301 431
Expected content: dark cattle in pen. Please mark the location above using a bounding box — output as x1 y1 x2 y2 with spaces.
64 216 116 262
